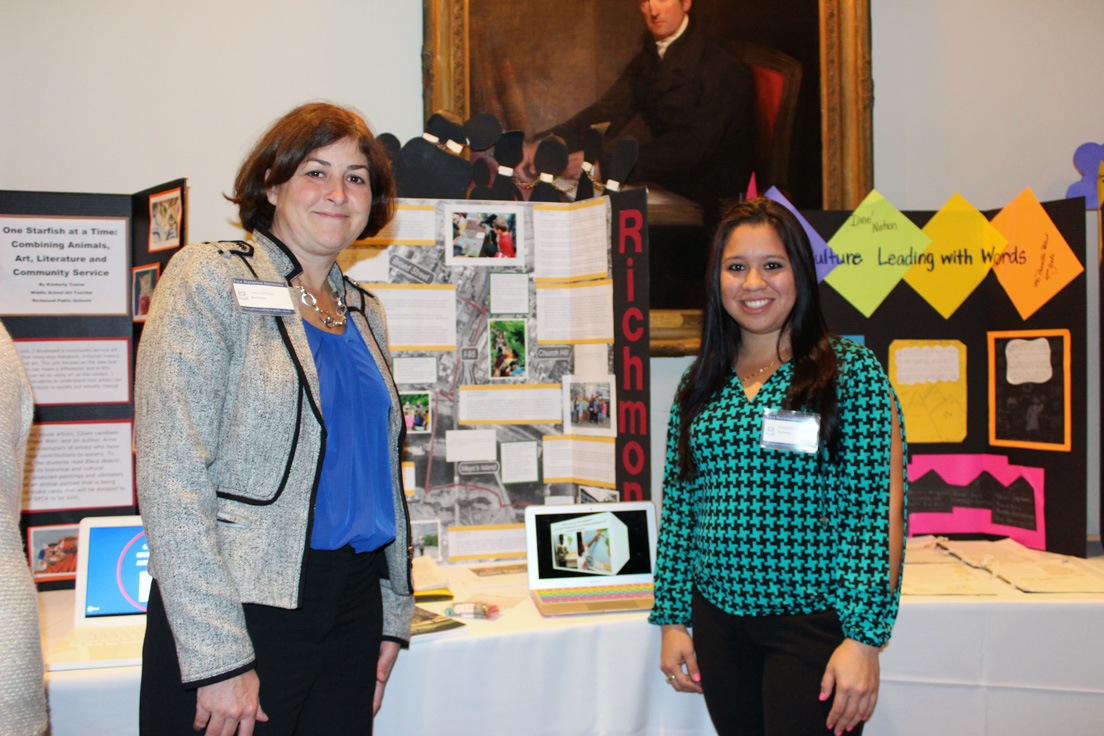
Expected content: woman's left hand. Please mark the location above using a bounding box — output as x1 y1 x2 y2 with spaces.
373 641 401 715
820 638 879 735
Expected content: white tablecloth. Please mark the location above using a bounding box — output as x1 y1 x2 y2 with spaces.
40 564 1104 735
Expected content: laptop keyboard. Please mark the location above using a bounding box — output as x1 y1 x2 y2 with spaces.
536 583 654 603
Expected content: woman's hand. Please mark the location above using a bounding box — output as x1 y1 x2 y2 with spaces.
373 640 401 715
660 624 703 694
195 670 268 736
820 638 879 735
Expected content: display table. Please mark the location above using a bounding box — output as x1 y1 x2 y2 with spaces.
40 560 1104 735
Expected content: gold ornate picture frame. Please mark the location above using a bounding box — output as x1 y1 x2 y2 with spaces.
423 0 873 355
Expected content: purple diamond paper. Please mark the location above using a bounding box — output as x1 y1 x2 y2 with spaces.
764 186 836 282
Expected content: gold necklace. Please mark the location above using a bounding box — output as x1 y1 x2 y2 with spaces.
740 359 778 383
294 279 347 329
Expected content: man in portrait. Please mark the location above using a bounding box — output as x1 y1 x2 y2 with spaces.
518 0 754 215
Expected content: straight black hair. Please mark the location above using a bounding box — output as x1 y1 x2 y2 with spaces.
675 198 840 479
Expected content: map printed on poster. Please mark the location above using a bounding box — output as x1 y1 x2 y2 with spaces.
990 188 1084 320
889 340 967 444
367 197 641 561
822 190 932 317
903 193 1009 319
0 215 129 315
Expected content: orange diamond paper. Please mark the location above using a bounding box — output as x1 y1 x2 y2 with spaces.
990 188 1083 320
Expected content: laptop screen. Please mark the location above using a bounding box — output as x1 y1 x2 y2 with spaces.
82 523 150 618
531 507 654 583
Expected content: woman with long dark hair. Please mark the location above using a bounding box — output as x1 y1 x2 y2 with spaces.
649 198 906 735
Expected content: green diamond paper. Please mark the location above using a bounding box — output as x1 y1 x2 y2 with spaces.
823 190 932 317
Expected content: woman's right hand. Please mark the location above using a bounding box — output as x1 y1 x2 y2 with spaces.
195 670 269 736
660 624 704 693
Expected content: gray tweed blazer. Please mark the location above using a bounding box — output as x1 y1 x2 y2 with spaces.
135 230 413 686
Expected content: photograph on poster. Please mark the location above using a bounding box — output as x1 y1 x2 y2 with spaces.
988 330 1071 451
148 187 182 252
411 519 442 560
27 524 79 582
443 205 524 265
401 392 433 434
489 319 527 379
13 337 131 405
562 374 617 437
132 263 160 322
578 485 619 504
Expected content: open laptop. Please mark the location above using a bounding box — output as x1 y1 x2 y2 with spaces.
525 501 657 615
45 515 149 671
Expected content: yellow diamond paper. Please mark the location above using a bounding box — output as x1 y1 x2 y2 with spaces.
823 190 931 318
903 193 1008 319
990 188 1084 320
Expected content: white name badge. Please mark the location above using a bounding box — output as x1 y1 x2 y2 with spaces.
760 408 821 454
231 279 297 315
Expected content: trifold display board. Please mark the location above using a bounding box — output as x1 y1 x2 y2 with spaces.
339 190 650 562
800 195 1087 557
1 181 185 589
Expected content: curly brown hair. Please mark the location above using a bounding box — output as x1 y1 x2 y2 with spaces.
228 102 395 239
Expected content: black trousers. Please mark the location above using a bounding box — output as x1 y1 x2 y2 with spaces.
692 589 861 736
140 546 384 736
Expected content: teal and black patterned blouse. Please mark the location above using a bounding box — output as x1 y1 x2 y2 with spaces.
649 338 907 648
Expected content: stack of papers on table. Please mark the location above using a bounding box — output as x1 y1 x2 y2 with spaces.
940 538 1104 593
903 536 1104 594
412 555 454 602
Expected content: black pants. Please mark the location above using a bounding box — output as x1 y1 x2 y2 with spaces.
140 546 384 736
692 589 861 736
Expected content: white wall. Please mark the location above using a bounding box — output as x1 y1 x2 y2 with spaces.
0 0 424 242
872 0 1104 536
871 0 1104 211
1 0 1098 534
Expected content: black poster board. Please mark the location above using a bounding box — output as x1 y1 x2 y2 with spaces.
805 197 1087 557
1 182 185 588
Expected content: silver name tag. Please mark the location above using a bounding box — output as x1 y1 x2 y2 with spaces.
760 408 820 454
231 278 297 315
